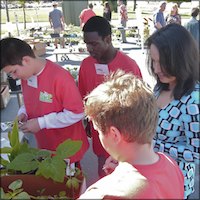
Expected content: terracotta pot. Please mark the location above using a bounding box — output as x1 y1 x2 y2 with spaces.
1 174 83 198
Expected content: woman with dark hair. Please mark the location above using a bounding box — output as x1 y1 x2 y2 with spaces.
146 23 199 199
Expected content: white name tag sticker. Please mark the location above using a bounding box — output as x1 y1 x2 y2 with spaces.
95 64 109 75
27 76 38 88
16 79 21 86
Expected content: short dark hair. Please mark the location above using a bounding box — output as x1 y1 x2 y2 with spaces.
88 3 93 9
191 7 199 17
82 16 112 37
146 23 199 99
0 37 35 70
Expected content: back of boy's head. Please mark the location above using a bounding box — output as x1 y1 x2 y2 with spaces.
0 37 35 70
84 70 158 144
82 16 112 37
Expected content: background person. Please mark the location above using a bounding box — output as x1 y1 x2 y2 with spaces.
78 16 142 178
0 37 89 167
117 0 128 43
78 70 184 199
153 1 167 30
146 23 199 199
103 1 112 22
79 3 96 28
166 3 181 25
49 2 65 48
185 7 200 48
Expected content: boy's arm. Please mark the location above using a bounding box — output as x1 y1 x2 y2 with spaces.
38 109 84 129
19 109 85 134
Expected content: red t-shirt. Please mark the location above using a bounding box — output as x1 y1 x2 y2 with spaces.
134 152 184 199
22 60 89 163
78 51 142 156
79 8 96 27
79 153 184 199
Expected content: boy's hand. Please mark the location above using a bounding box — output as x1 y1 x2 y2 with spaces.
18 113 28 123
103 156 118 175
19 118 41 134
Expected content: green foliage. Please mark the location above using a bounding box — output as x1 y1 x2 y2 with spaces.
0 119 83 183
0 179 31 199
166 0 191 7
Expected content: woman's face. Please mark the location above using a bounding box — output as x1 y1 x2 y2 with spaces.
150 44 176 85
171 6 178 14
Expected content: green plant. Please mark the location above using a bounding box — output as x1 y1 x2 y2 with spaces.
0 179 30 199
1 179 69 199
0 119 84 198
1 119 82 182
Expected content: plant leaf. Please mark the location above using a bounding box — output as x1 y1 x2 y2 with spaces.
8 179 23 191
0 146 12 154
7 153 38 173
0 155 10 166
9 142 34 163
36 156 66 183
35 149 52 160
8 119 20 148
13 191 30 199
56 139 82 159
0 188 5 198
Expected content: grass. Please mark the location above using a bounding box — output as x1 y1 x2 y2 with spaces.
1 8 49 24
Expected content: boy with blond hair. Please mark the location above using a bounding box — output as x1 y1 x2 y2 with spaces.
79 70 184 199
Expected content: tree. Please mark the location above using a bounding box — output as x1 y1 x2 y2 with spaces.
166 0 191 7
18 0 39 30
4 0 11 36
133 0 136 11
5 0 39 31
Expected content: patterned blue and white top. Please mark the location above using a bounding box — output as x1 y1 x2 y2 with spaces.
153 83 200 199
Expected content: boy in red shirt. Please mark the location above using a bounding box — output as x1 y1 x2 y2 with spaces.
0 37 89 165
78 16 142 177
79 70 184 199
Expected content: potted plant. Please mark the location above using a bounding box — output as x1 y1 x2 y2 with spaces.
0 119 85 199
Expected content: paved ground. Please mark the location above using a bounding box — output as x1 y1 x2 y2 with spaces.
1 39 199 198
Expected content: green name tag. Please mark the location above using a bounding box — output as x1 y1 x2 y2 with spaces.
39 91 53 103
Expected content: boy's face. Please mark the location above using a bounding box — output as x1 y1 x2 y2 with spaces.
83 31 110 63
3 57 34 80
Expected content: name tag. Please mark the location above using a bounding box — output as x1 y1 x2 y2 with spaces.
95 64 109 75
27 76 38 88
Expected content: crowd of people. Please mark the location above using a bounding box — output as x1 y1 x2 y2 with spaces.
0 1 199 199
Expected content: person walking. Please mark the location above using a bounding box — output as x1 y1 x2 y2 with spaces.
118 0 128 43
185 7 199 48
78 16 142 178
49 2 65 48
103 1 112 22
79 3 96 28
153 1 167 31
